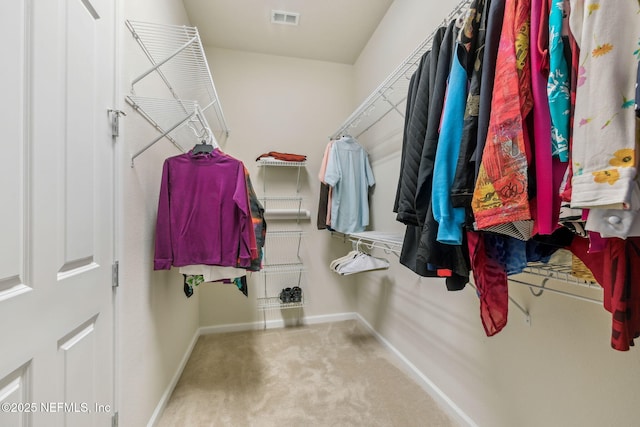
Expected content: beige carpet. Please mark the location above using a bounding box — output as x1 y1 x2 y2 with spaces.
156 320 456 427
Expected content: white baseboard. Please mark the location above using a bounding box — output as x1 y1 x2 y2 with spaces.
148 312 474 427
148 312 359 425
198 312 358 335
355 314 478 427
146 327 200 427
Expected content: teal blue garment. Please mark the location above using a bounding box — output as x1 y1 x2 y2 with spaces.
432 46 468 245
324 136 375 234
547 0 570 161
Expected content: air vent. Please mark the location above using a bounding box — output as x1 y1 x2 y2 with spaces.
271 10 300 26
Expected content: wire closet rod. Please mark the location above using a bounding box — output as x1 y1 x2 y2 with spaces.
330 0 472 140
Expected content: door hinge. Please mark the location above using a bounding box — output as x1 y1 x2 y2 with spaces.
112 412 119 427
112 261 119 288
108 109 127 137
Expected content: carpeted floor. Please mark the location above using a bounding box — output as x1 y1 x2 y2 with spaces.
156 320 456 427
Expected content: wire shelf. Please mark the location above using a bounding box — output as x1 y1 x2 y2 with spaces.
257 295 305 311
521 262 599 289
329 0 472 140
347 231 404 256
261 263 305 275
256 159 307 167
126 20 229 164
260 196 309 221
263 230 304 266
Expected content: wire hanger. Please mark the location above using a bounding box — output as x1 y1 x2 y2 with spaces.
190 108 218 154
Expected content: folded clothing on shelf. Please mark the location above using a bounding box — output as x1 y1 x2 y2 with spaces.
256 151 307 162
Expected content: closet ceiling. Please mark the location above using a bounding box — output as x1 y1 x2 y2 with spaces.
182 0 395 64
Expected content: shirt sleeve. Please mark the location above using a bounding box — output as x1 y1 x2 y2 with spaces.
154 159 173 270
319 141 334 183
364 151 375 187
233 161 253 268
243 166 259 261
324 143 341 187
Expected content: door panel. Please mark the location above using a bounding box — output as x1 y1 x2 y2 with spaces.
0 0 29 301
61 0 98 272
57 316 98 427
0 364 31 427
0 0 116 425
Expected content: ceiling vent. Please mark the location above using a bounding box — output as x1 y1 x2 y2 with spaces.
271 10 300 26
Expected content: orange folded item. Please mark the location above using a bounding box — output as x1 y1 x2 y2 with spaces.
256 151 307 162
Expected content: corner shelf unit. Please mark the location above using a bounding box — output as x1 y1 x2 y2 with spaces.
257 159 308 221
125 20 230 166
257 159 307 192
257 232 306 314
256 263 307 311
257 161 308 324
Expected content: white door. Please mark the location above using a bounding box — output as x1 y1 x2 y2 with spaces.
0 0 116 426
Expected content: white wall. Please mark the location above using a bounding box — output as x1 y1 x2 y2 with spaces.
197 47 359 328
352 1 640 427
115 0 640 425
118 1 200 426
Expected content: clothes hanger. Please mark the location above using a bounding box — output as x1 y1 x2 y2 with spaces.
191 125 215 155
192 138 214 154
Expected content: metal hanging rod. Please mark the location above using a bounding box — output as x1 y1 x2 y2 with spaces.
329 0 472 140
347 231 404 257
509 278 602 305
331 230 603 316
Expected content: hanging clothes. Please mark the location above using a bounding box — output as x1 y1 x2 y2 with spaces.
467 230 508 336
393 56 422 217
392 17 473 289
531 0 567 236
570 236 640 351
318 140 335 230
547 0 570 161
569 0 640 239
171 158 265 299
471 0 535 232
451 0 489 211
433 0 486 245
432 42 469 245
385 0 640 349
415 17 472 290
324 136 375 234
475 0 506 181
154 149 255 270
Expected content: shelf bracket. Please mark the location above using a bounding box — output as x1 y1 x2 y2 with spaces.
125 20 230 164
380 90 405 119
130 109 196 167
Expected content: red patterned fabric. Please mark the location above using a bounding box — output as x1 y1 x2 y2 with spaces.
472 0 534 229
467 231 509 336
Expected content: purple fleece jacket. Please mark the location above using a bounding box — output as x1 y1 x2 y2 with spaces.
154 149 252 270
